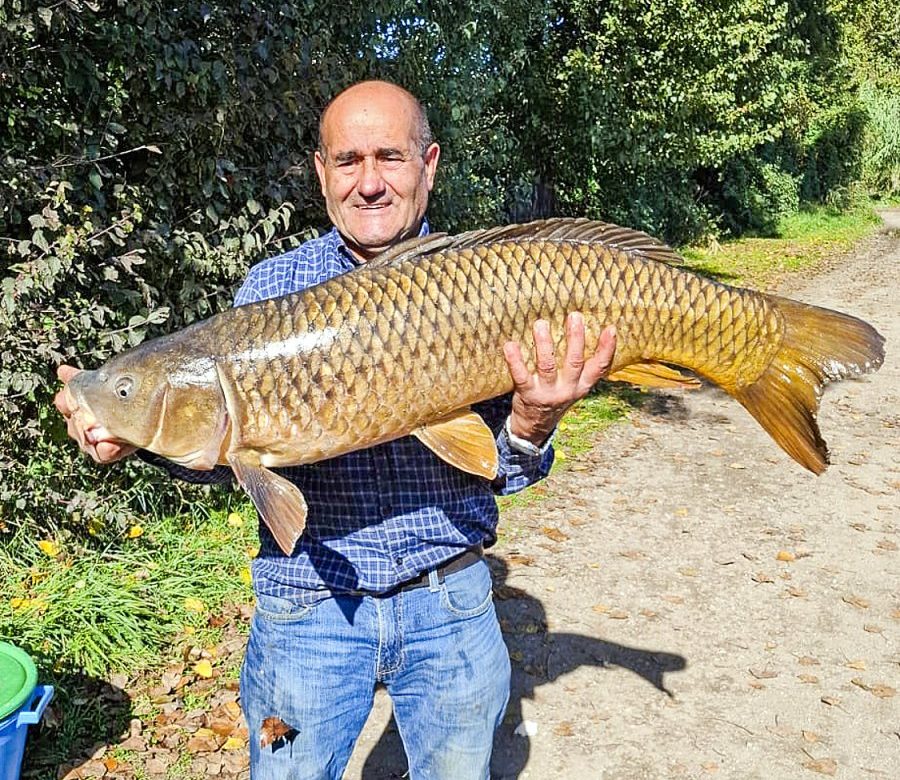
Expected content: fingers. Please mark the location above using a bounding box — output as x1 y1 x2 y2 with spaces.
559 313 586 384
502 341 532 388
54 365 81 416
57 364 81 383
581 325 617 389
533 320 557 386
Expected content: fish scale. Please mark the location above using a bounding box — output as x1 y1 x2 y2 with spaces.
66 218 885 555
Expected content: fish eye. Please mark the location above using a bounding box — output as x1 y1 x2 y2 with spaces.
115 377 134 399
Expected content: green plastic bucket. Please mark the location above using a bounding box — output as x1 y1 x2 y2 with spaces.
0 642 54 780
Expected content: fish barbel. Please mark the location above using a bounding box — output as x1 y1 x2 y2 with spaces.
66 219 885 554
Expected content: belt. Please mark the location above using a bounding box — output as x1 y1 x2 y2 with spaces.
395 545 484 593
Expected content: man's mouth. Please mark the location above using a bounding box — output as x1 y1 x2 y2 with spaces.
355 202 392 210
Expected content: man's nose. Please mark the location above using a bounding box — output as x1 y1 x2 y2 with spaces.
357 157 386 197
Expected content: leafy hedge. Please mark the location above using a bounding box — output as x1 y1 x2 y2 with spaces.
1 0 896 541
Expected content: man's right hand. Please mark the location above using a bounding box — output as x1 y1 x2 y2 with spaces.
54 365 137 464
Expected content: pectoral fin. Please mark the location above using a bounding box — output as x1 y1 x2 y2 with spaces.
413 408 499 480
228 454 307 555
608 362 701 389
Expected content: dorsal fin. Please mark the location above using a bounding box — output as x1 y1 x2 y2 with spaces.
445 218 684 265
365 218 683 269
365 232 453 268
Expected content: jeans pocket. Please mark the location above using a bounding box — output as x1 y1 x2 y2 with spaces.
439 560 494 618
253 593 317 624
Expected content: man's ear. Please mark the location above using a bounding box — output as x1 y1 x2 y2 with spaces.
313 150 327 198
423 142 440 191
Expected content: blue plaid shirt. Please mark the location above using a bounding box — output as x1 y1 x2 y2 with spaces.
143 222 553 602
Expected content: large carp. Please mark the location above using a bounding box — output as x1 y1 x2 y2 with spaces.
65 219 885 554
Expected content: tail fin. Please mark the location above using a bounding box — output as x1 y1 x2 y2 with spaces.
733 297 885 474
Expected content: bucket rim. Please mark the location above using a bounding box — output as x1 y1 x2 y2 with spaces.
0 641 38 722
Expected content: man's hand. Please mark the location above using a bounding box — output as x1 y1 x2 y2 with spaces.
503 314 617 446
54 365 137 464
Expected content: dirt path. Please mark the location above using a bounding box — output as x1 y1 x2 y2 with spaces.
347 213 899 779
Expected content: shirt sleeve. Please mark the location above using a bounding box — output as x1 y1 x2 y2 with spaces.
472 395 556 497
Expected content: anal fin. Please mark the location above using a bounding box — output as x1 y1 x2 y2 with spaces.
228 453 307 555
608 362 701 389
413 408 499 479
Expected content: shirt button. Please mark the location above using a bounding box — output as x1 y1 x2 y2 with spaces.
394 556 404 565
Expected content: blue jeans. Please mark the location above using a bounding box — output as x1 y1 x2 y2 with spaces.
241 559 511 779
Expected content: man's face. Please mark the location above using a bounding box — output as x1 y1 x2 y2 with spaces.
314 85 440 261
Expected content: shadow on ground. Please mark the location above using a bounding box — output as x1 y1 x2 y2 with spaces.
358 555 687 779
22 671 132 780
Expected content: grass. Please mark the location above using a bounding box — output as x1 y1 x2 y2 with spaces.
681 204 881 288
0 500 258 676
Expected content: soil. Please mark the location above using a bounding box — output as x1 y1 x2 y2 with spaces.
346 212 900 779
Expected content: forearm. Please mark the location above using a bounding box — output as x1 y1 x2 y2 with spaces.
136 450 235 485
473 396 556 496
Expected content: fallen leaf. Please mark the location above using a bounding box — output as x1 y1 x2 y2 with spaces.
607 610 629 620
820 696 840 707
798 656 820 666
728 462 746 469
639 609 658 619
787 586 808 598
749 668 778 679
802 730 822 743
184 597 206 613
851 678 896 698
222 736 245 750
618 549 646 559
506 553 535 566
863 624 883 634
802 757 837 776
842 595 869 609
776 550 796 562
185 733 219 753
591 603 611 614
193 659 214 678
662 594 684 604
876 539 897 551
797 674 819 684
553 721 574 737
845 659 866 670
542 527 568 543
679 566 699 577
752 572 775 584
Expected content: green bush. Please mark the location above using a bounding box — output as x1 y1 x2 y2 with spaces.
1 0 895 544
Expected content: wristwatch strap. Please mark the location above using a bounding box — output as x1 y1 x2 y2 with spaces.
504 415 554 457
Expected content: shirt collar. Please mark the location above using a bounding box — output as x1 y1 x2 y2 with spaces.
331 219 431 265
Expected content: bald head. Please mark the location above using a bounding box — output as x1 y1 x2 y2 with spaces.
318 80 433 159
313 79 441 261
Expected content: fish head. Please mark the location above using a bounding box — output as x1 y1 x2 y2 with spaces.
67 338 229 469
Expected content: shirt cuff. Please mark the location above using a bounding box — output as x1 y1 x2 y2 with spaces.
503 415 555 457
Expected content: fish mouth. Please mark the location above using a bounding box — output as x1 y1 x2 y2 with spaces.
64 375 114 447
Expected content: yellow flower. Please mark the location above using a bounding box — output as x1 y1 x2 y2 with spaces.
183 597 206 613
127 525 144 539
239 567 252 586
227 512 244 527
193 659 213 678
37 540 60 558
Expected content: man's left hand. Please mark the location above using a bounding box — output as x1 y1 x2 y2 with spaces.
503 313 617 447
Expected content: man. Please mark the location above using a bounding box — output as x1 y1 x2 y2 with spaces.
56 80 617 779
